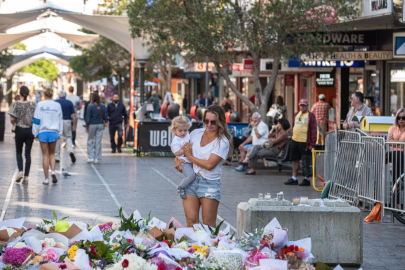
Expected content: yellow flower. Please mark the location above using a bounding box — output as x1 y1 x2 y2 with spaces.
68 245 79 261
191 245 201 249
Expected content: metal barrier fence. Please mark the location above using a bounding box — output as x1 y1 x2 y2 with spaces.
326 130 405 222
328 141 365 205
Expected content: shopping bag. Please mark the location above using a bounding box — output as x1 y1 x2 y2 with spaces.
364 202 381 223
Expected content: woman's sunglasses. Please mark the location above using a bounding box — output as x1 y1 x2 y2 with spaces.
397 116 405 121
203 119 217 126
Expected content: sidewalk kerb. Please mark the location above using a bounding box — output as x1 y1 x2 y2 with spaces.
0 168 18 221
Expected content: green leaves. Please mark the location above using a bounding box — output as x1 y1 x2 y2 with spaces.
19 59 59 82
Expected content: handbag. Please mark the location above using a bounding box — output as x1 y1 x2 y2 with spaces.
263 140 273 150
94 102 105 128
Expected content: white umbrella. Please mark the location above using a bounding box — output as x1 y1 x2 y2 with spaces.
17 73 47 83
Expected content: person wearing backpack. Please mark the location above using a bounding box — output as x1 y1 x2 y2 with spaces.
8 86 36 184
84 92 108 163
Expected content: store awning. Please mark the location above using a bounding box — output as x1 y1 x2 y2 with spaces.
0 31 41 51
17 72 47 83
0 8 151 58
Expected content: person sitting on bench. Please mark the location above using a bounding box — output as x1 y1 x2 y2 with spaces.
242 118 290 175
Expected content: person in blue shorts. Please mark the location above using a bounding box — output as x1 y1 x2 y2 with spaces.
32 88 63 185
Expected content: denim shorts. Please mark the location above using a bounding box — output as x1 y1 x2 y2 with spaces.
245 144 253 150
38 131 59 143
185 175 221 202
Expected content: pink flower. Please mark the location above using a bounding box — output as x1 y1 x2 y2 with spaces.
46 249 59 262
2 247 33 264
42 242 49 249
127 239 132 243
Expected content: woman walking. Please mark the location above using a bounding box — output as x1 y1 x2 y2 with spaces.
32 88 63 185
85 92 108 163
175 105 231 227
8 86 36 184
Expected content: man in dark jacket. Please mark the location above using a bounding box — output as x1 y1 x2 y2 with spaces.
107 93 128 153
285 99 317 186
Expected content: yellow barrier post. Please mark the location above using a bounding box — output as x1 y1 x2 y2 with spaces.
312 150 325 192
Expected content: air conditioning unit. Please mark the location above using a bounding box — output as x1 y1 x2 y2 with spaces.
260 59 283 71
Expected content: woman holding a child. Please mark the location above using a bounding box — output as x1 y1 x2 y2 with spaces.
174 105 232 228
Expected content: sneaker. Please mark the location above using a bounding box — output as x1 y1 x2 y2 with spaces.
235 165 247 172
299 179 311 186
43 179 49 185
117 148 122 153
51 172 58 184
62 142 66 148
94 160 99 164
87 159 94 163
177 187 187 199
16 171 23 183
111 149 116 153
70 152 76 163
55 159 60 163
22 177 28 184
284 178 298 185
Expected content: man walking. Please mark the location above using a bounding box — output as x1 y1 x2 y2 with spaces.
343 92 373 130
311 94 330 145
285 99 316 186
235 112 269 172
107 93 128 153
66 86 82 146
55 91 76 163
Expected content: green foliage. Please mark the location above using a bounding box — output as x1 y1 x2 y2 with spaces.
118 207 147 233
43 211 69 225
12 43 27 50
0 49 14 78
127 0 360 115
20 59 59 82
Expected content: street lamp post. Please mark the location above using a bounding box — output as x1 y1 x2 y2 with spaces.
139 61 146 105
205 0 209 107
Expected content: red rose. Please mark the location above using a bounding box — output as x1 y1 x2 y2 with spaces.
175 267 182 270
60 264 67 269
122 259 129 268
162 240 170 246
157 264 166 270
127 239 132 243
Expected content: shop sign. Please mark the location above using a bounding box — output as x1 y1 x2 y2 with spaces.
305 51 392 61
243 59 254 70
184 72 205 79
361 0 391 17
393 32 405 58
288 58 365 68
285 74 295 86
231 63 244 71
316 72 335 87
316 31 375 46
185 62 216 72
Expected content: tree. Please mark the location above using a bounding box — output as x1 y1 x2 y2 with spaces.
12 43 26 50
20 59 59 82
0 49 14 78
128 0 360 117
128 0 182 94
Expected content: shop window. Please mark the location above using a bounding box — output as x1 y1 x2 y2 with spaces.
388 62 405 116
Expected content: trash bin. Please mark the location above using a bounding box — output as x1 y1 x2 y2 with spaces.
0 112 5 141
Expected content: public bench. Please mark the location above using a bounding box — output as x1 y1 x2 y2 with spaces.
248 138 293 171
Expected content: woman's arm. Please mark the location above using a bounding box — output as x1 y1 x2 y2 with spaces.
183 142 223 170
10 116 16 125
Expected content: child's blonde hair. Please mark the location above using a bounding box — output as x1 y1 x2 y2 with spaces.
170 116 192 134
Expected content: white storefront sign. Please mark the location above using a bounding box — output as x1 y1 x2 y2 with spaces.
305 51 393 61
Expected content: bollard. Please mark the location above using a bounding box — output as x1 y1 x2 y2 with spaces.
0 112 5 141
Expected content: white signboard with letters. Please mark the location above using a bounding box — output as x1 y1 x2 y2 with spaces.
305 51 393 61
362 0 392 17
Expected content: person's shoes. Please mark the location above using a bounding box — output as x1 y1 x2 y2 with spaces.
284 178 298 185
70 152 76 163
299 179 311 186
22 177 28 184
111 149 116 153
235 165 247 172
223 160 231 166
177 187 187 199
87 159 94 163
94 160 99 164
62 142 66 148
72 144 75 148
245 170 256 175
42 179 49 185
16 171 23 183
117 148 122 153
51 172 58 184
55 159 60 163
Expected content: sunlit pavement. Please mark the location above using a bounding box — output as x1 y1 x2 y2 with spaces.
1 113 405 269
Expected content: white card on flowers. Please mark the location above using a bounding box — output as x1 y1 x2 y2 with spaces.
148 217 167 231
0 217 25 229
174 227 197 243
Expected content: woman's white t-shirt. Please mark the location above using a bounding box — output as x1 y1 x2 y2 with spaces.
170 133 191 163
189 128 230 180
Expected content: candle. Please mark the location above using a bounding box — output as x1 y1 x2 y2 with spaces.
293 197 300 205
300 197 309 204
258 193 264 200
265 193 271 200
277 192 284 201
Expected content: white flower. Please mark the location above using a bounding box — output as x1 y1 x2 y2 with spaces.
0 226 17 237
111 222 119 230
43 224 52 232
195 230 208 238
175 241 189 251
109 254 157 270
13 242 28 248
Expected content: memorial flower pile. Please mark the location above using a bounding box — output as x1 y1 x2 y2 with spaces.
0 209 314 270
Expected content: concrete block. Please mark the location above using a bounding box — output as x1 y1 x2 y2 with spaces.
237 198 362 266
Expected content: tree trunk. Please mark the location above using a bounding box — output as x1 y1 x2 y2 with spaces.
259 52 281 119
213 62 257 112
118 73 122 102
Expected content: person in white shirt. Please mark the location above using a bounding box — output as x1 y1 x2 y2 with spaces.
32 88 63 185
162 90 174 105
235 112 269 172
170 116 195 200
66 86 82 146
175 105 232 227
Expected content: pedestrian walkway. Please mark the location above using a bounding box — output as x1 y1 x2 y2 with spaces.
0 112 405 269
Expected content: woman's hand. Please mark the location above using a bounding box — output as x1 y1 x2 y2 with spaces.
182 142 193 158
34 137 39 141
174 157 186 172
